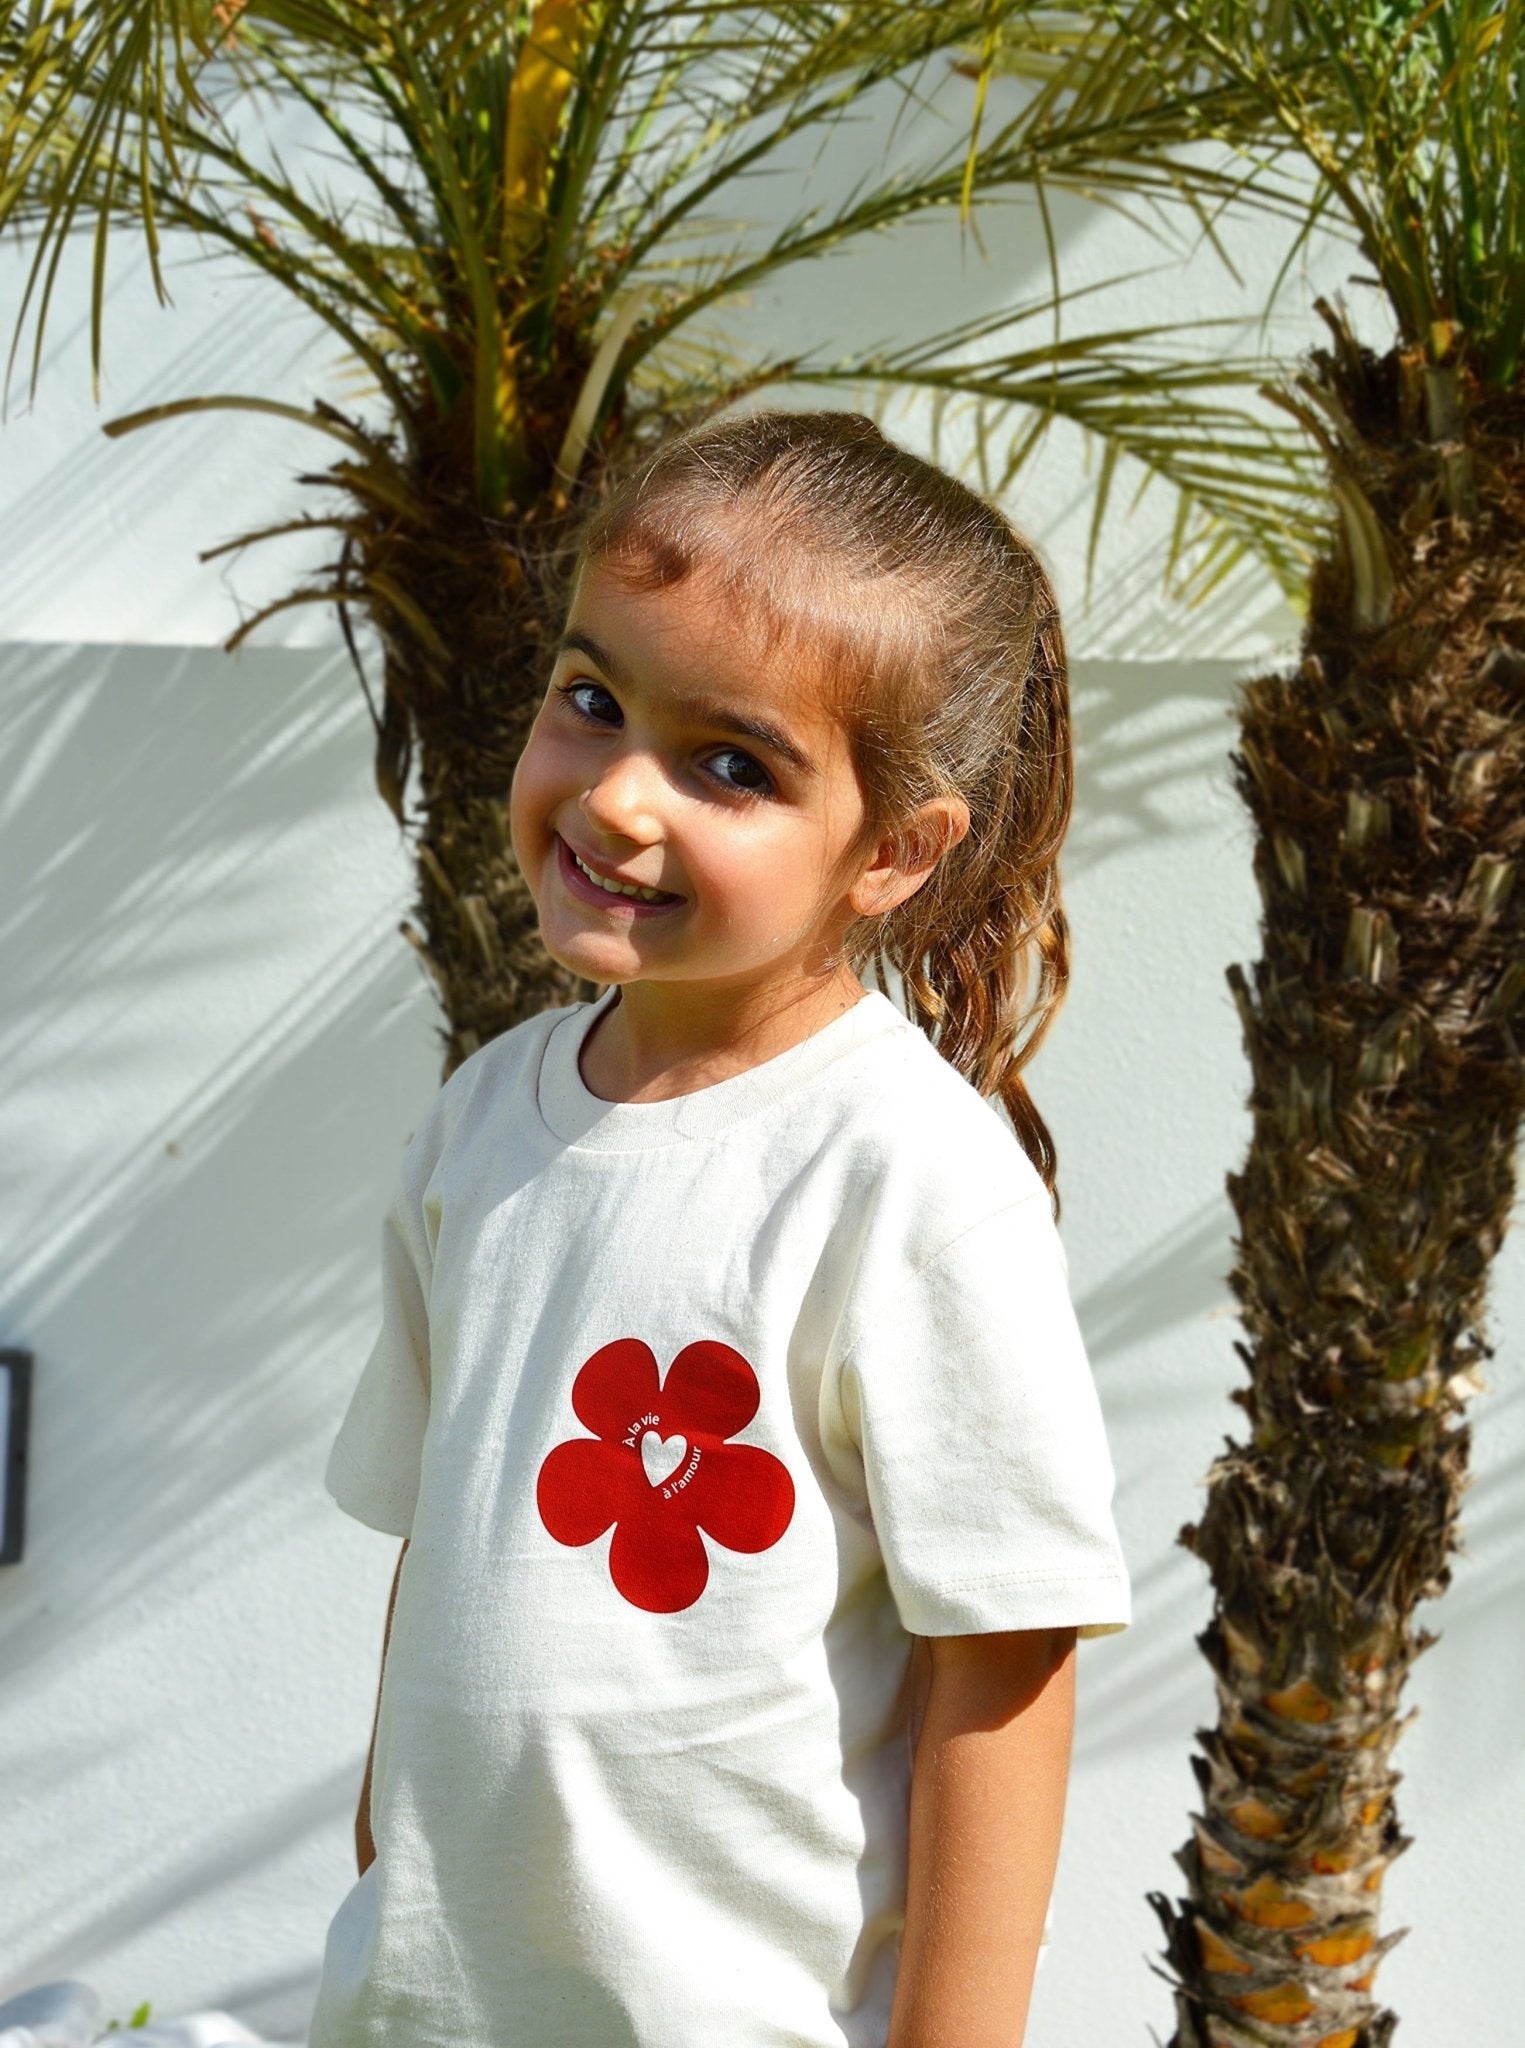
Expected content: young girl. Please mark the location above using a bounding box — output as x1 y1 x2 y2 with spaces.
309 409 1130 2048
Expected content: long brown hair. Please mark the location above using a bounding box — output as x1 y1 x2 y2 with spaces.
572 408 1074 1222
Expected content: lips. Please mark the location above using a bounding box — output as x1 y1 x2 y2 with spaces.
555 833 683 915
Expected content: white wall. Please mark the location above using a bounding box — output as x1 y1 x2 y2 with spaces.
2 76 1520 2046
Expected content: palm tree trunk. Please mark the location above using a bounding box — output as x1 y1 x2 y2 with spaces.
406 708 597 1076
1151 304 1525 2047
328 426 604 1077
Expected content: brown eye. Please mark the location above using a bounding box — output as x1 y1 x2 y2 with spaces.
557 679 620 723
707 748 772 797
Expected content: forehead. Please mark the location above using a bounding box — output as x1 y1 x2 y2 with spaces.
560 556 846 752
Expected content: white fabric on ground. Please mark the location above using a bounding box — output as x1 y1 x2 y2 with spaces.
0 1982 298 2048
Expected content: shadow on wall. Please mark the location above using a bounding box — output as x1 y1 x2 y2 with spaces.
0 640 425 1679
1063 1195 1241 1779
0 638 437 2032
1063 658 1268 883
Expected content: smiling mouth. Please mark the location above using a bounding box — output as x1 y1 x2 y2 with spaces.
558 836 682 907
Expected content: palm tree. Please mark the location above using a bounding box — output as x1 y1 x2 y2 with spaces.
1 0 1315 1076
1088 4 1525 2043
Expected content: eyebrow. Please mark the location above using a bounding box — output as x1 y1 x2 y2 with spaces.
554 628 817 779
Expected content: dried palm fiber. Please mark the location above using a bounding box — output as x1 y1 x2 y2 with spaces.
1152 304 1525 2048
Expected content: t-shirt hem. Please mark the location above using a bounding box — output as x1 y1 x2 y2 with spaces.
894 1568 1131 1640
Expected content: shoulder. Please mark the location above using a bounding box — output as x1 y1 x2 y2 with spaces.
824 998 1051 1253
447 996 576 1097
410 996 580 1165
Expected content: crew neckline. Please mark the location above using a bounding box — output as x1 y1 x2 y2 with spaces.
536 984 909 1150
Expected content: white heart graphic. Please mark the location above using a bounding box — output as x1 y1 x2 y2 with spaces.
641 1429 687 1488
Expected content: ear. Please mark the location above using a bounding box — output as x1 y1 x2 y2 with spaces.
848 797 970 920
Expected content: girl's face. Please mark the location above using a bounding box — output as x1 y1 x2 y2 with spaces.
510 555 883 1005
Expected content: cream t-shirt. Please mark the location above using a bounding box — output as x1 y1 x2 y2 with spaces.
309 986 1130 2048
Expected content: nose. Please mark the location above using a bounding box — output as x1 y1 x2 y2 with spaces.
578 743 666 845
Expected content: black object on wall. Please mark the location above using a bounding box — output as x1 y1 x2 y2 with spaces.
1 1348 31 1564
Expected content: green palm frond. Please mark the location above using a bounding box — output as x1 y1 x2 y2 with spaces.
777 286 1323 599
1 0 1333 582
1093 0 1525 387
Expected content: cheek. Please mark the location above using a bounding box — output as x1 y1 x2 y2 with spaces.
508 722 560 858
700 827 819 922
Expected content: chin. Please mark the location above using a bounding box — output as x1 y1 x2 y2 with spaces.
537 921 631 983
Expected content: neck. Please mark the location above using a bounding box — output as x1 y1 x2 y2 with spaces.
579 967 867 1105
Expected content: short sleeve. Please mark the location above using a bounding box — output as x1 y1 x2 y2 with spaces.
324 1112 441 1538
840 1194 1130 1640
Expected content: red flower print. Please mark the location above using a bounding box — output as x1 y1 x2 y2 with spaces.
535 1338 795 1613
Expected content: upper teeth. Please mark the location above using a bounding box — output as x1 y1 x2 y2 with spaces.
572 847 671 902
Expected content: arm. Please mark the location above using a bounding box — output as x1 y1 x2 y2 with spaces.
886 1626 1078 2048
356 1537 408 1876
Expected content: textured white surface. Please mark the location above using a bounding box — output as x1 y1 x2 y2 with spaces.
1 81 1518 2047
